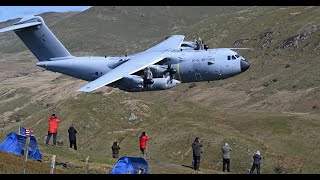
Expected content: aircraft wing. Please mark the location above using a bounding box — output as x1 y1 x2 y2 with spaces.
143 35 185 53
76 52 166 92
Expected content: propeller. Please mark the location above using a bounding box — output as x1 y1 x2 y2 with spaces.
163 62 177 84
194 37 207 50
194 38 200 50
199 37 203 47
143 67 154 89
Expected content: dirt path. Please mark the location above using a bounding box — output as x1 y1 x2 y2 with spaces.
149 161 190 171
281 111 320 120
148 160 219 174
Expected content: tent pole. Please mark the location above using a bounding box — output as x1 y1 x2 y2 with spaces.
49 155 56 174
22 136 30 174
85 156 90 174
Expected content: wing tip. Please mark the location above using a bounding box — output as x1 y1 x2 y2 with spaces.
0 22 42 33
75 88 90 93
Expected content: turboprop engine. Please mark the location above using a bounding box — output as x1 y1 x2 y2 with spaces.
116 75 180 92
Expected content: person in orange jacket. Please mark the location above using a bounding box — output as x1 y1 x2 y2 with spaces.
45 114 61 146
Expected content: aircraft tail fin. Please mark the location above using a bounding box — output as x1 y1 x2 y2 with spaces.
0 15 73 61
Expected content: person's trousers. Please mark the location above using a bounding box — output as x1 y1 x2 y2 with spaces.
223 158 230 172
46 132 57 145
250 163 260 174
193 156 201 170
140 148 147 159
69 139 77 150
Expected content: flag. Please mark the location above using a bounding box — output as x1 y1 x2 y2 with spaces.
19 127 34 136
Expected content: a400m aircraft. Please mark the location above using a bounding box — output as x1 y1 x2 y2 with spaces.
0 16 251 93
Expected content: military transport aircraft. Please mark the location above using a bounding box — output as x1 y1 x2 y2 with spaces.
0 16 251 92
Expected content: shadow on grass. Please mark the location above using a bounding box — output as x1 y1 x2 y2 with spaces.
181 164 194 170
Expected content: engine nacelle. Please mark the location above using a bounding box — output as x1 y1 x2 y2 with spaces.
116 75 180 92
145 78 180 91
148 65 167 78
117 75 144 92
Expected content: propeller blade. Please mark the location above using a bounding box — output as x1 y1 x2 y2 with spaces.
143 67 154 89
166 74 170 84
167 63 176 84
170 73 174 84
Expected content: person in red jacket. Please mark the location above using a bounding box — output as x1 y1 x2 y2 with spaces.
45 114 61 146
139 132 149 159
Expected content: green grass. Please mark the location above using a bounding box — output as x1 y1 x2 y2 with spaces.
0 95 31 115
0 150 66 174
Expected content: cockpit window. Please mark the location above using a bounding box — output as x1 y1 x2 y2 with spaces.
232 55 236 60
227 56 231 60
235 54 240 58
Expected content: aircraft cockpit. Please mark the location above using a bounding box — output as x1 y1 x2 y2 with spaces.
227 54 242 60
228 54 241 60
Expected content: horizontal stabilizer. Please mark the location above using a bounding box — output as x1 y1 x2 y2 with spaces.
0 22 41 33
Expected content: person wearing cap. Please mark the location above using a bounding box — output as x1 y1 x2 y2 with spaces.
45 113 61 146
222 142 231 172
250 150 262 174
191 137 203 171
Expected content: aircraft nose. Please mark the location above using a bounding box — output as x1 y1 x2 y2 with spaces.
240 59 250 72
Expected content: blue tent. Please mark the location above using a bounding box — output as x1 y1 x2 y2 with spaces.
0 132 42 160
109 156 150 174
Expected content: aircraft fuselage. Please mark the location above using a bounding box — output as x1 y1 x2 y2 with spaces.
36 48 249 87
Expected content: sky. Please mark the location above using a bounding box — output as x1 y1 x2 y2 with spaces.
0 6 91 22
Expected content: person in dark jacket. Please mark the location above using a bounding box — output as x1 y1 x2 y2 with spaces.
111 141 120 158
250 150 262 174
191 137 203 171
68 124 77 150
222 143 231 172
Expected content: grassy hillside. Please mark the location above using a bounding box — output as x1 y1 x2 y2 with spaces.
0 6 320 174
183 6 320 113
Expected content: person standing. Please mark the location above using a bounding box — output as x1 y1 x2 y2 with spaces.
222 143 231 172
139 132 149 159
111 141 120 158
250 150 262 174
45 114 61 146
191 137 203 171
68 124 77 150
